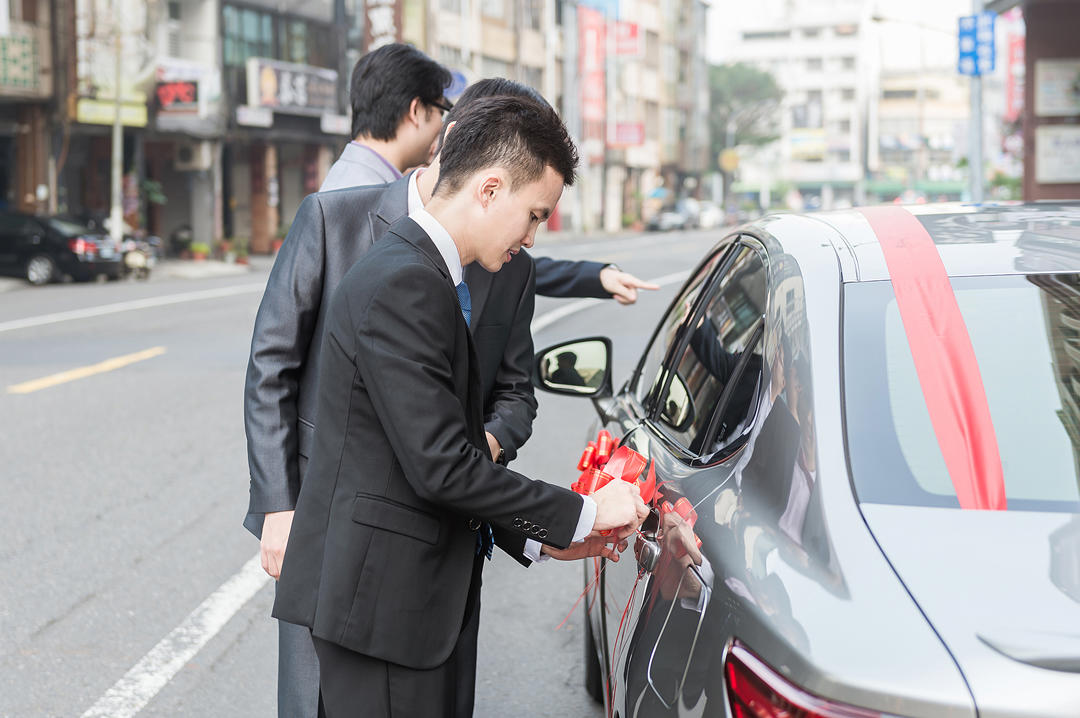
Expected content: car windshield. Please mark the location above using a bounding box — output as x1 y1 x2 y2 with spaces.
47 218 94 237
844 274 1080 512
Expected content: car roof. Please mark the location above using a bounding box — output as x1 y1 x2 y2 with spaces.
760 202 1080 283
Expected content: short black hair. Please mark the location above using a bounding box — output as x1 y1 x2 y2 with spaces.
349 43 451 140
434 95 579 196
436 78 547 153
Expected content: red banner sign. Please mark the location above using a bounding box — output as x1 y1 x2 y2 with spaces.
156 81 198 113
579 6 606 133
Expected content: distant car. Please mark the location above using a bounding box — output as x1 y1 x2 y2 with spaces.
536 202 1080 718
646 205 691 232
697 201 724 229
0 211 122 285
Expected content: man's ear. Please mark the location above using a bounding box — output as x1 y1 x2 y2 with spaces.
477 173 503 208
406 97 423 128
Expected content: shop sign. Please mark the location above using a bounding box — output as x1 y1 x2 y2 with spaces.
579 5 606 130
366 0 402 51
615 22 641 57
789 128 826 161
156 81 198 113
1003 34 1025 123
1034 59 1080 118
1035 125 1080 184
245 58 338 116
320 113 351 136
610 122 644 147
76 98 148 127
237 105 273 128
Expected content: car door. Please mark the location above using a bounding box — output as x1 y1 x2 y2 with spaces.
0 213 28 274
601 238 771 717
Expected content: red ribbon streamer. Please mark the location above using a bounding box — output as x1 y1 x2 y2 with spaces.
859 206 1006 511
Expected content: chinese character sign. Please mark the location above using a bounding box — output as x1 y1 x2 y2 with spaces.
579 5 606 138
246 58 338 115
366 0 402 52
958 12 995 76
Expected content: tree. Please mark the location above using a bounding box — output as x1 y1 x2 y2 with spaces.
708 63 783 209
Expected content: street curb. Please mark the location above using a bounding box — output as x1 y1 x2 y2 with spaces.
159 260 253 279
0 278 23 293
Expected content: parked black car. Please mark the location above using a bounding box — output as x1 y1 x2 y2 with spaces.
0 211 123 285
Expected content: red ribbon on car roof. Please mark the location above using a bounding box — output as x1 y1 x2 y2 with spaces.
859 206 1006 510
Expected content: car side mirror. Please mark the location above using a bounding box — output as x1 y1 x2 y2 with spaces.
533 337 613 397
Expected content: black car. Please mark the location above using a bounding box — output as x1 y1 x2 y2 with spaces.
0 211 123 285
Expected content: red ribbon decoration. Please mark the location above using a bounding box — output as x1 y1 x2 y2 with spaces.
859 206 1006 511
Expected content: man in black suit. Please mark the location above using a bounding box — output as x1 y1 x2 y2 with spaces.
273 95 647 717
245 79 638 717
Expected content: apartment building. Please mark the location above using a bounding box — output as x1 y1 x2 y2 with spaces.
711 0 875 210
0 0 53 214
416 0 710 231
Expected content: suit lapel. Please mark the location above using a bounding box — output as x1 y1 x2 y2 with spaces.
367 174 411 248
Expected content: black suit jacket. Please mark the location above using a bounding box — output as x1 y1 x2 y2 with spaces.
272 218 583 668
243 175 537 539
533 255 607 298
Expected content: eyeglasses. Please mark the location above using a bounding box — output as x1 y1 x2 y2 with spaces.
428 97 454 114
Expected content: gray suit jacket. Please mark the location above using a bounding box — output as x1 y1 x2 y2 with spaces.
243 175 537 541
319 143 401 192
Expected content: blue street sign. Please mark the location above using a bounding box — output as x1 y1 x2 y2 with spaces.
958 12 995 76
579 0 619 18
446 70 468 101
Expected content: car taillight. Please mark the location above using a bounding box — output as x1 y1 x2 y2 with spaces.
724 641 883 718
69 237 98 256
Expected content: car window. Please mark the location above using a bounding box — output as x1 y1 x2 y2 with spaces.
0 214 36 235
634 246 732 407
46 218 92 237
655 245 768 455
845 274 1080 511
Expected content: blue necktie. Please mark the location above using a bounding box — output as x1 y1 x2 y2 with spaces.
457 280 492 558
456 281 471 327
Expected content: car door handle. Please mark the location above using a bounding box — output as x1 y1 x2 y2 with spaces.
636 536 661 573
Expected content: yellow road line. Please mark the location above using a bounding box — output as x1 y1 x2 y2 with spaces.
7 346 167 395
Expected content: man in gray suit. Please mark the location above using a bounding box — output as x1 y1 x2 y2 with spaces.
320 43 452 191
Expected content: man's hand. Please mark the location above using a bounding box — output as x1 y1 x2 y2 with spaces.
591 479 649 538
260 510 294 579
542 534 630 562
599 266 660 305
485 431 502 463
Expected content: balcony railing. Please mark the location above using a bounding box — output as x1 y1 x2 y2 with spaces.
0 21 52 99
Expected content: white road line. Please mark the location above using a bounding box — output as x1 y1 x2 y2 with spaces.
80 268 691 717
530 269 689 334
80 554 269 718
0 283 266 334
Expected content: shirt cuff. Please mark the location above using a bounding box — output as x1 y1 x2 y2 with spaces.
523 539 550 563
573 495 597 543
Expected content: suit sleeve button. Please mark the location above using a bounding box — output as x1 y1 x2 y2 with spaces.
513 518 523 528
538 529 548 539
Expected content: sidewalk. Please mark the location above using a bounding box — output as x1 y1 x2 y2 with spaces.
157 258 257 279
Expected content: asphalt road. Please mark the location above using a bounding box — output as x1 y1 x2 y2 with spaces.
0 226 719 718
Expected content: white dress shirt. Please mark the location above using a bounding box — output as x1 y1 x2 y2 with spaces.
407 197 597 561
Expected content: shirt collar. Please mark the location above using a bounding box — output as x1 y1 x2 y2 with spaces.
349 142 403 180
407 168 424 215
409 206 463 285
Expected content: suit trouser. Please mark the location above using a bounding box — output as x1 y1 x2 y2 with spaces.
313 555 484 718
277 583 323 718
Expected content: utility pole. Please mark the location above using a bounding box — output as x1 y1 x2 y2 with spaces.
969 0 985 203
109 0 124 246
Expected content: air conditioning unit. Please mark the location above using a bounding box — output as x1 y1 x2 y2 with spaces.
175 140 212 171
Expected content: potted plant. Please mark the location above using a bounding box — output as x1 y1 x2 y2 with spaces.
233 236 250 265
190 241 210 261
272 222 290 254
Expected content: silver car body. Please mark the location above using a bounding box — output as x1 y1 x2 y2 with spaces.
574 203 1080 718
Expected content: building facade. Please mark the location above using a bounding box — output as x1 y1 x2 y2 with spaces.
2 0 711 247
